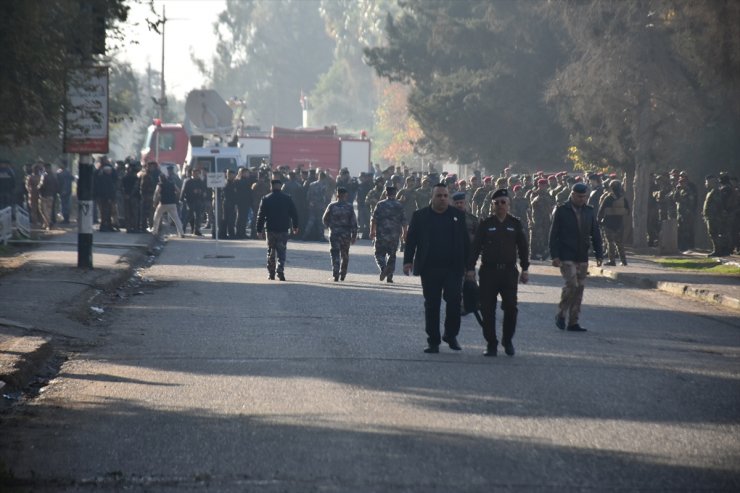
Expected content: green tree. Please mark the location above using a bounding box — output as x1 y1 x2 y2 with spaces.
0 0 129 148
544 0 740 247
201 0 335 129
365 0 568 173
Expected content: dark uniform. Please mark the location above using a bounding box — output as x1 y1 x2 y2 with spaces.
469 189 529 356
256 180 299 280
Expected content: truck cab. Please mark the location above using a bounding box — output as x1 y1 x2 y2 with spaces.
140 121 189 166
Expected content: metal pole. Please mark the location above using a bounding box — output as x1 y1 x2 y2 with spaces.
77 153 94 268
160 5 166 121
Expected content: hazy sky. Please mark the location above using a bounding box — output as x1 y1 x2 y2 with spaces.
116 0 226 99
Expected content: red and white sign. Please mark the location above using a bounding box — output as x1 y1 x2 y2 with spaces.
64 67 109 153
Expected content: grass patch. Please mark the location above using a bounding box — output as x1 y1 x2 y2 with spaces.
655 257 740 275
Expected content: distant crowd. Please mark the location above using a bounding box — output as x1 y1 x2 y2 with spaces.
0 157 737 257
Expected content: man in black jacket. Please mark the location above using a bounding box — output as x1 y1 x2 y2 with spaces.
403 183 473 353
256 179 300 281
549 183 603 332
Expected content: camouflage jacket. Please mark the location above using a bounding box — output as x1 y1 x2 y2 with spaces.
373 198 407 240
322 200 358 237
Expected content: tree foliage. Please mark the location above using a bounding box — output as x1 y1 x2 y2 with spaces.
201 0 335 129
364 0 569 172
0 0 129 148
373 82 422 165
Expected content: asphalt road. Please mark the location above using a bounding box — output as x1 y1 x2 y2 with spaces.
2 236 739 492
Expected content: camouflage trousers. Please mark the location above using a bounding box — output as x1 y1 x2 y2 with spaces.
374 237 400 278
603 227 626 263
530 223 550 259
329 232 352 277
557 261 589 326
266 231 289 275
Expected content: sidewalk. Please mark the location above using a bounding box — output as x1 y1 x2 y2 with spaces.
0 224 157 402
1 230 738 403
590 251 740 311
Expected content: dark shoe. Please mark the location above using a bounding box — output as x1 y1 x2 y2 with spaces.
277 272 286 281
379 266 387 281
555 315 566 331
483 345 498 357
442 335 462 351
194 231 203 236
386 277 394 283
423 345 439 354
605 260 616 266
268 273 275 280
503 342 515 356
333 274 339 282
566 324 587 332
620 259 627 266
340 273 346 281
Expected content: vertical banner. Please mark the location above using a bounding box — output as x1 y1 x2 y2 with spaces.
64 67 109 154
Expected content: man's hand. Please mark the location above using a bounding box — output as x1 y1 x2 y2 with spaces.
520 271 529 284
595 258 603 267
465 270 476 281
292 227 299 236
552 258 561 268
403 263 412 276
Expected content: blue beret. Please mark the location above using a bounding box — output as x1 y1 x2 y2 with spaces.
452 192 466 201
491 188 508 199
572 183 588 193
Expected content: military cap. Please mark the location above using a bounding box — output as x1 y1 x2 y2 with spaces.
451 191 466 201
537 178 548 186
705 174 716 181
483 176 492 183
491 188 508 199
337 186 348 194
385 186 397 193
571 183 589 194
512 184 522 192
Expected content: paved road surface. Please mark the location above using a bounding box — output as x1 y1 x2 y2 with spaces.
2 237 739 492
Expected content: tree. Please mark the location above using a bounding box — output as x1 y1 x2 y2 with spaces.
373 82 423 166
200 0 335 129
544 0 740 247
0 0 129 148
364 0 568 173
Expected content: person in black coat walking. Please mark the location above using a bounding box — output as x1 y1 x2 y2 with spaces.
549 183 603 332
256 179 300 281
403 183 472 353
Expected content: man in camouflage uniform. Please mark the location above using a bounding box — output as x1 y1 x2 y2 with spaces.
674 173 698 251
322 187 358 281
415 176 433 210
510 184 530 241
529 178 555 260
396 176 418 251
703 174 734 257
371 186 408 283
303 171 330 241
598 180 630 266
356 172 374 239
472 176 493 217
365 176 385 217
256 179 300 281
452 191 478 244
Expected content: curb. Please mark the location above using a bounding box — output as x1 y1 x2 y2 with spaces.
0 334 53 394
591 267 740 312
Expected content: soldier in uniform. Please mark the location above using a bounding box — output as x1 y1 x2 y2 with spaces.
415 176 433 210
364 176 385 217
598 180 630 266
452 191 478 244
370 186 407 283
529 178 555 260
250 172 271 239
356 172 374 239
396 175 418 251
509 184 530 241
322 187 358 281
303 171 330 241
472 176 493 217
467 189 529 356
256 179 300 281
180 167 207 236
674 173 698 251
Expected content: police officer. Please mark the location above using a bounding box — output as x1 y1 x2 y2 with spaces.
467 189 529 357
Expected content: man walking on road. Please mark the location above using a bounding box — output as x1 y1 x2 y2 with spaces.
256 179 299 281
371 186 407 283
322 187 358 281
403 183 472 353
468 189 529 357
549 182 603 332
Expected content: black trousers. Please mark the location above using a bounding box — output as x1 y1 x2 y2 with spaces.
479 265 519 346
420 268 463 346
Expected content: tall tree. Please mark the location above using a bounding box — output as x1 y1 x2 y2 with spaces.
545 0 740 247
365 0 568 173
0 0 129 148
201 0 335 129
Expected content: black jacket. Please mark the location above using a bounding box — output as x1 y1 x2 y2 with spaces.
549 200 603 262
403 206 471 276
256 189 299 233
